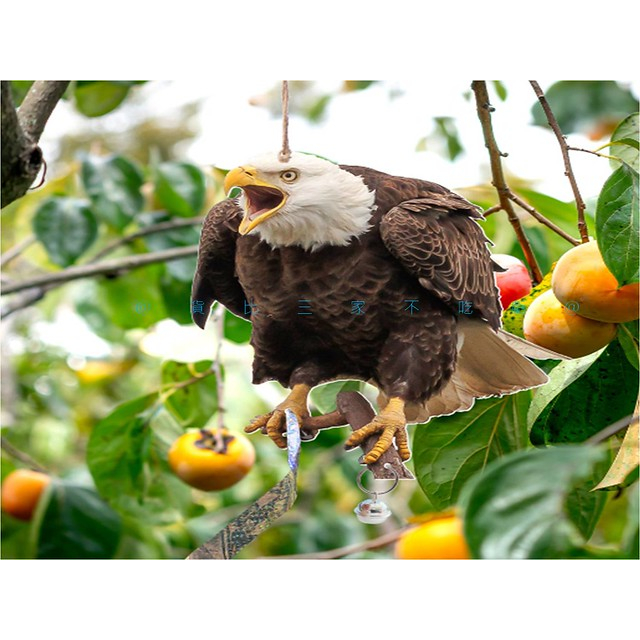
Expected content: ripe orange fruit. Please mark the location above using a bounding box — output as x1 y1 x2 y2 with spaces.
168 428 255 491
1 469 51 521
523 289 617 358
552 241 639 324
395 515 470 559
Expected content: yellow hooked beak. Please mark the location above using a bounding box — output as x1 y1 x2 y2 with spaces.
224 166 287 235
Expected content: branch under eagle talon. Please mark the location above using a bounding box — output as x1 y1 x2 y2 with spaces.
345 419 410 464
344 397 410 464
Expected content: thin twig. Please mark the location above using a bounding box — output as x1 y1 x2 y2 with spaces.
471 81 543 284
568 145 618 162
1 245 197 295
1 218 205 317
0 235 36 267
529 81 590 243
87 216 205 263
509 192 581 246
585 410 639 446
278 80 291 163
1 289 47 319
482 204 502 216
1 437 48 474
265 527 408 559
159 367 217 397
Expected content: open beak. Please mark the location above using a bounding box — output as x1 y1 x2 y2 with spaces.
224 166 287 235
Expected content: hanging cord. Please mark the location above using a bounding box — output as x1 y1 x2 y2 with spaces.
278 80 291 163
211 303 226 451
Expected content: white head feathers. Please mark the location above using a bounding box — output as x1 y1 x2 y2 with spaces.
238 152 375 251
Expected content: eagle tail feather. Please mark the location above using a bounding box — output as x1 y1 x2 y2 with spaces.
401 319 553 423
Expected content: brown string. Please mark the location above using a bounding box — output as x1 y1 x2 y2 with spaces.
278 80 291 163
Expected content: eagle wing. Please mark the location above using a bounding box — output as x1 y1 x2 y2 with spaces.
191 199 247 327
379 194 503 329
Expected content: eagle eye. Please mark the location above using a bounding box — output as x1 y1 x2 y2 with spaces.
280 169 299 183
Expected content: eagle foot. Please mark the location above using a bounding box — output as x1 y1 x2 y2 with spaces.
244 383 311 449
344 397 411 464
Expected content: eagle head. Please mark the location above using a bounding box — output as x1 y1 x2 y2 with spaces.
223 152 375 251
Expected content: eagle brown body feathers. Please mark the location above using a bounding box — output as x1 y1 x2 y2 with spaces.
192 165 504 408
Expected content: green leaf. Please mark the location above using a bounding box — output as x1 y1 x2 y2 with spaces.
594 420 639 491
33 480 122 559
305 94 332 123
73 281 128 343
154 162 206 217
617 323 639 370
143 220 199 281
413 393 531 511
528 349 604 428
96 263 167 329
223 310 252 343
310 380 363 415
530 341 638 445
159 273 193 325
81 154 145 230
74 81 136 117
565 449 611 540
342 81 377 92
161 360 218 429
596 164 639 286
33 197 98 267
511 187 593 273
87 394 191 524
531 81 638 134
459 445 608 558
433 117 464 161
492 81 508 101
609 113 639 172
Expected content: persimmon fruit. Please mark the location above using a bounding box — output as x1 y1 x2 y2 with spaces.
492 254 533 309
552 241 639 324
168 428 255 491
395 515 470 560
1 469 51 521
523 289 617 358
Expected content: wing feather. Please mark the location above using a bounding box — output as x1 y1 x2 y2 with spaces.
191 199 246 328
380 197 503 329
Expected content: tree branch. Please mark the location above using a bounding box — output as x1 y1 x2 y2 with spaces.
1 245 197 295
529 80 590 243
1 437 48 474
87 216 204 262
585 412 639 446
471 81 544 284
265 527 407 559
482 204 502 216
18 81 70 142
0 234 36 267
568 145 617 162
1 80 69 207
1 217 206 318
508 192 581 246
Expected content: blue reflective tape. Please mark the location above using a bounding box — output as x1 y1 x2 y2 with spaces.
284 409 301 473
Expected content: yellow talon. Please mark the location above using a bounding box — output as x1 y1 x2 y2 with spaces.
345 397 410 463
244 383 310 449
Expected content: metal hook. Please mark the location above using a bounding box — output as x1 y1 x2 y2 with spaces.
356 463 399 497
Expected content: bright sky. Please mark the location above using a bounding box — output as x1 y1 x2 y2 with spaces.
41 79 638 203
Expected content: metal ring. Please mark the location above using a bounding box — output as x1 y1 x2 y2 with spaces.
356 463 399 496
